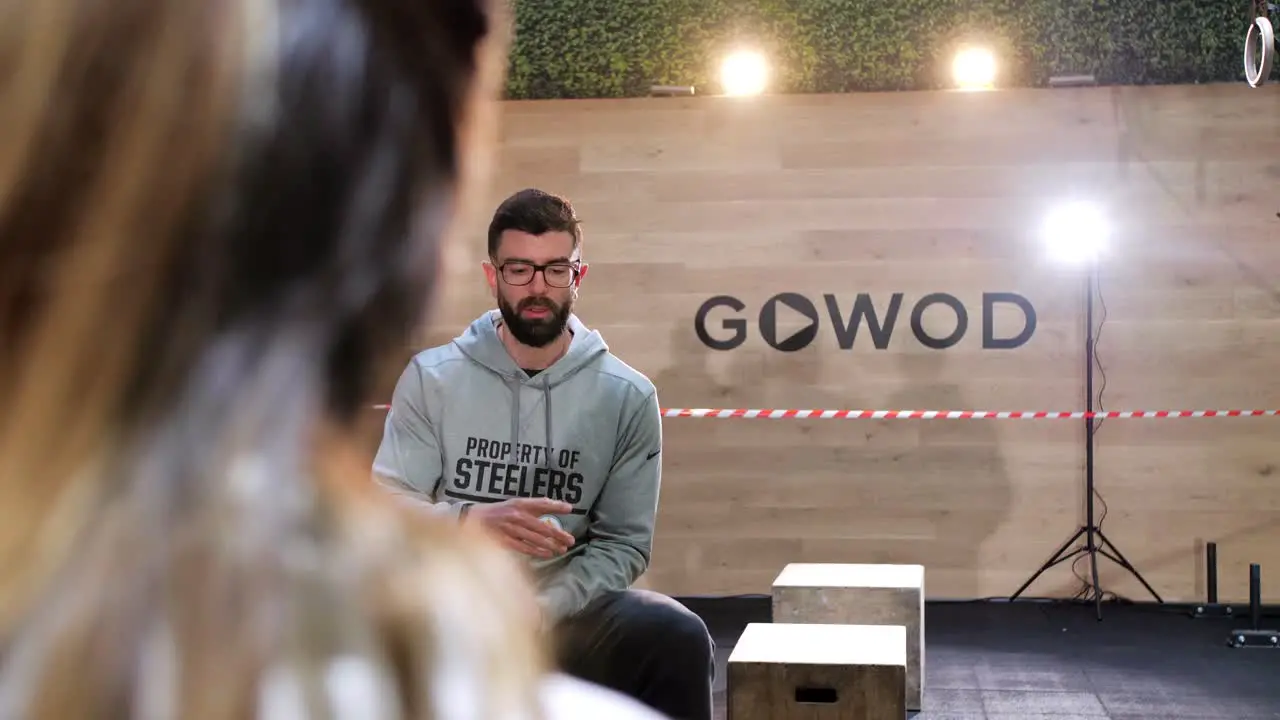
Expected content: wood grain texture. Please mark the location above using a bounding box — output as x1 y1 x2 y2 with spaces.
728 623 907 720
772 564 925 710
419 83 1280 603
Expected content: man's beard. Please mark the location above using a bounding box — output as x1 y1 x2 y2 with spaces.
498 293 572 348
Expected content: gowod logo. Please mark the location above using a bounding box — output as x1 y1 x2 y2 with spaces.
759 293 820 352
694 292 1036 352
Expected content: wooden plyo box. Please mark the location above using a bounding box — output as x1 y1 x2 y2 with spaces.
727 622 907 720
771 563 925 711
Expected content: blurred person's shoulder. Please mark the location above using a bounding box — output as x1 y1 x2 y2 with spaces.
539 673 671 720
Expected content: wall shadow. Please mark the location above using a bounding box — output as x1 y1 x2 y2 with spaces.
883 350 1013 600
652 316 1013 599
652 319 733 408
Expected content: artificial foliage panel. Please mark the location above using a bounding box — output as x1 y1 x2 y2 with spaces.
503 0 1251 99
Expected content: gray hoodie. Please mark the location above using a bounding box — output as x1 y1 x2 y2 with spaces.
372 310 662 622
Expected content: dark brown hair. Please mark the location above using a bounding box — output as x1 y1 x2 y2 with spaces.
486 188 582 258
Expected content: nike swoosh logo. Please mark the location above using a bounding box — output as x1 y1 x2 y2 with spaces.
646 449 662 460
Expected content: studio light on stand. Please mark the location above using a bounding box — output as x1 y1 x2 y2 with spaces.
1009 200 1163 620
1041 201 1107 265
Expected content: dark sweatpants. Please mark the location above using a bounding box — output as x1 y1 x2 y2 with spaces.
551 588 717 720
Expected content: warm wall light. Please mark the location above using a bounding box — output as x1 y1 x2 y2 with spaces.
1041 200 1109 265
952 46 996 90
720 49 768 96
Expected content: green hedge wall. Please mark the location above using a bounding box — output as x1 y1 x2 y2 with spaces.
504 0 1253 99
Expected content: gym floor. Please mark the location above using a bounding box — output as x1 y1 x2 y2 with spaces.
684 597 1280 719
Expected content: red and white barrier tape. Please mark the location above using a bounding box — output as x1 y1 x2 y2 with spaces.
656 409 1280 419
370 405 1280 419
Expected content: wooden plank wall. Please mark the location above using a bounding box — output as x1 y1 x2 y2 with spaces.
417 82 1280 603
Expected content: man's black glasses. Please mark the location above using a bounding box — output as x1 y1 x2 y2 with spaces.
497 260 579 288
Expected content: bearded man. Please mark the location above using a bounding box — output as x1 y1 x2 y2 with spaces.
373 188 716 720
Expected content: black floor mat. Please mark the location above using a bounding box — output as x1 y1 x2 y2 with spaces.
680 597 1280 719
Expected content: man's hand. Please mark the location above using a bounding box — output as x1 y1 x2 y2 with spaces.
468 498 577 558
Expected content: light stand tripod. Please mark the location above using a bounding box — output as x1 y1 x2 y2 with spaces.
1010 257 1162 620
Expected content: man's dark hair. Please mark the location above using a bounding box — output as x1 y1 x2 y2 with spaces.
486 188 582 258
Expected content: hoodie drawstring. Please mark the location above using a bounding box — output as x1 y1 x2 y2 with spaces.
506 375 554 476
542 382 553 474
450 312 605 478
507 376 520 463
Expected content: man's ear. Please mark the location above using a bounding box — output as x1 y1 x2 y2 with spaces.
574 263 589 287
482 260 499 296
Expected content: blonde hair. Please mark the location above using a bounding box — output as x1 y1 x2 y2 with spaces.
0 0 544 717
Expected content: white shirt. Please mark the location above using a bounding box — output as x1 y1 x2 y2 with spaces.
538 674 672 720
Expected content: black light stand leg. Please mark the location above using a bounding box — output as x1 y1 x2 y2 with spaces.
1009 260 1161 618
1095 529 1163 603
1193 541 1233 618
1009 527 1088 601
1209 541 1218 602
1227 563 1279 648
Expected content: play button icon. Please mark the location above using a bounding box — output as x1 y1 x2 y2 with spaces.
759 292 819 351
